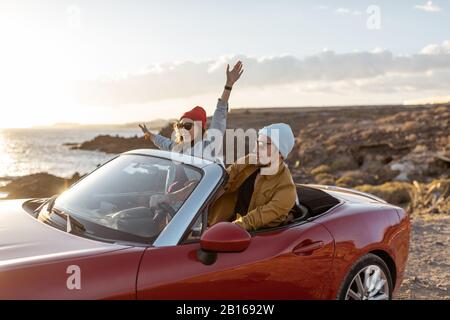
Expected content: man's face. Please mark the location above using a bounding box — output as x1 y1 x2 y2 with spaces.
256 134 273 165
255 134 282 175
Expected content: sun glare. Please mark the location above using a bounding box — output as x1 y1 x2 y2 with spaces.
0 14 83 128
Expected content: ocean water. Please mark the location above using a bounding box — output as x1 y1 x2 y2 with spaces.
0 128 145 179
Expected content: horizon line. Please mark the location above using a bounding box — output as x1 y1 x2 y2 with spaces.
0 102 446 130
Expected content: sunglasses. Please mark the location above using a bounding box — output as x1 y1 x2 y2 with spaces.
257 141 272 149
176 122 194 130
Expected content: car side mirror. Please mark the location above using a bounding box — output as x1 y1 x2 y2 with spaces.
197 222 251 265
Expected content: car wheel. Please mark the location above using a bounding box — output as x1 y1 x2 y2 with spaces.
337 253 393 300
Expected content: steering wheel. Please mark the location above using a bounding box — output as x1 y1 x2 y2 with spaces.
107 202 175 238
154 201 177 219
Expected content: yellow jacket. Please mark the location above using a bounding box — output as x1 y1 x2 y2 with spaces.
208 154 297 231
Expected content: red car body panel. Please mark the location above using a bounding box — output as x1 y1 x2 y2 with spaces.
314 193 411 299
0 199 146 300
0 247 145 299
137 221 334 299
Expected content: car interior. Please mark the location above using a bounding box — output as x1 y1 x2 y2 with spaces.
184 184 341 242
284 184 341 225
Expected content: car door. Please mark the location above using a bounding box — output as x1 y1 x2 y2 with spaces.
136 221 334 299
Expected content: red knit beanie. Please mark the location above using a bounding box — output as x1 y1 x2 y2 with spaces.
180 106 207 129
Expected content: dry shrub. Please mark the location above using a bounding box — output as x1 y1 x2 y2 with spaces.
359 130 371 140
326 145 337 153
330 154 359 171
314 173 335 185
406 134 417 142
355 182 412 206
336 176 354 187
325 134 343 146
336 170 367 187
435 105 450 113
327 117 336 124
311 164 331 175
376 112 406 125
355 179 450 214
408 179 450 215
401 121 419 131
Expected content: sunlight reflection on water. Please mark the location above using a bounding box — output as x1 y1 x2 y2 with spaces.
0 128 140 179
0 180 8 198
0 133 13 175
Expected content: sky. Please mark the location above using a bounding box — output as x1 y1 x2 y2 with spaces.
0 0 449 128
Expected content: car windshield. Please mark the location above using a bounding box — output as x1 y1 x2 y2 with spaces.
53 154 202 244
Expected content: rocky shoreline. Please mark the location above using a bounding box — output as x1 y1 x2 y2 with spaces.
65 124 174 154
1 103 448 201
0 173 81 200
65 134 155 154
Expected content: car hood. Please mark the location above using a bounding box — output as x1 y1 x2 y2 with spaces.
0 199 128 270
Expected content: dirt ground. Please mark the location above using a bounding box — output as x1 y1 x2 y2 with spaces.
396 214 450 300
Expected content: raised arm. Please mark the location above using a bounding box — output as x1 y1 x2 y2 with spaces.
220 61 244 103
208 61 244 135
139 123 174 151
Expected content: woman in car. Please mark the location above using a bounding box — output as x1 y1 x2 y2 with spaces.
139 60 244 165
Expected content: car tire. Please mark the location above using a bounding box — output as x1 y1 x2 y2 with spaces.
336 253 393 300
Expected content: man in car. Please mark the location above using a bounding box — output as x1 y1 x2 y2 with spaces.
208 123 297 232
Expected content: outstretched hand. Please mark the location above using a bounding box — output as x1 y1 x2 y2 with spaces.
139 123 151 140
226 61 244 87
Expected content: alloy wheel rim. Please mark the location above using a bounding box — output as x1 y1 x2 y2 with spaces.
345 265 389 300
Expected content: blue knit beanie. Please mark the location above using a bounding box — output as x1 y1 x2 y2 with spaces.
258 123 295 158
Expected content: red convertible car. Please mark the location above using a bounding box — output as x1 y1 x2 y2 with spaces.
0 149 410 300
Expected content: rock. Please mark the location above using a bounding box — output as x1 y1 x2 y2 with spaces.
0 173 80 199
68 122 177 155
391 162 415 181
70 134 156 154
62 142 80 147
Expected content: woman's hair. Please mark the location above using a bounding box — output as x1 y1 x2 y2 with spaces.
173 122 206 144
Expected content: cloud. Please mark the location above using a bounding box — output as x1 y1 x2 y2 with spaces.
315 5 329 11
414 1 442 12
421 40 450 54
335 8 350 14
317 5 361 15
335 8 362 15
72 42 450 106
